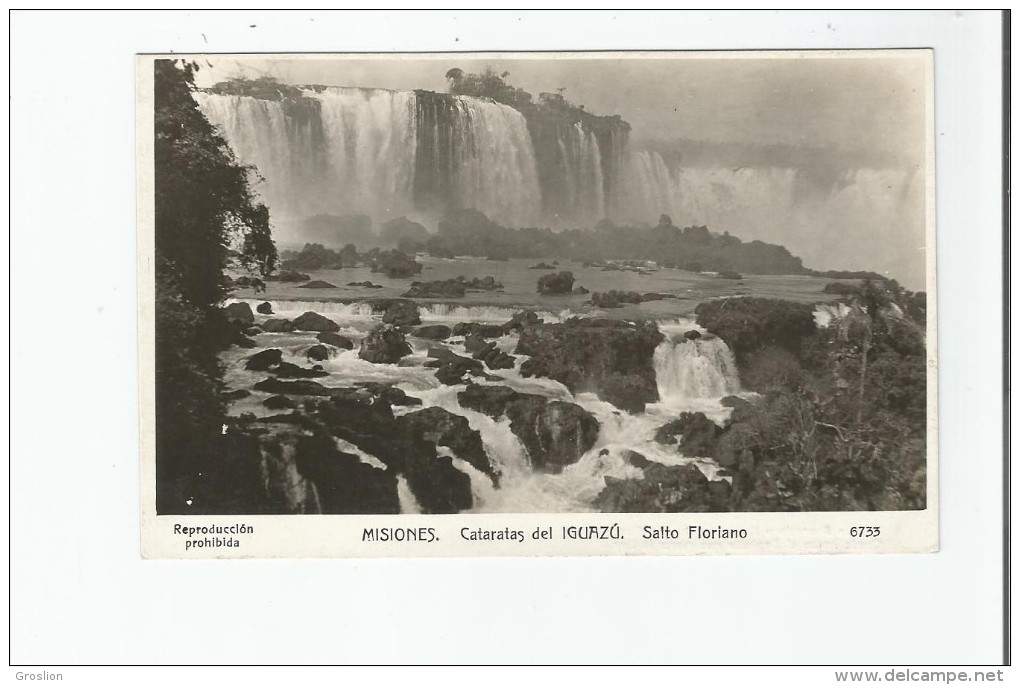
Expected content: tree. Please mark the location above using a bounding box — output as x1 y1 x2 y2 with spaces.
153 59 277 513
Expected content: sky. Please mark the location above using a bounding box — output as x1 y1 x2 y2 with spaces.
194 52 928 164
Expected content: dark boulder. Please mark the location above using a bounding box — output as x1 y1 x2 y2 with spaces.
425 347 485 385
263 395 296 410
594 463 731 513
654 412 722 459
505 398 600 473
501 310 542 332
458 385 599 473
355 382 423 407
295 431 400 514
398 406 498 485
297 280 337 289
413 324 452 341
261 318 295 333
244 326 262 336
316 331 353 349
225 302 254 324
254 378 332 396
292 311 340 332
223 388 251 401
381 299 421 327
271 361 329 379
468 339 515 370
359 325 412 364
402 451 473 514
683 329 702 340
537 270 575 295
516 318 664 413
306 344 333 362
452 322 505 339
256 302 273 314
245 348 283 371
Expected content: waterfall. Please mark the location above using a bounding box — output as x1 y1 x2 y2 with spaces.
653 326 741 404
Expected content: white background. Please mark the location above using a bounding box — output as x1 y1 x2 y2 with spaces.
7 9 1008 671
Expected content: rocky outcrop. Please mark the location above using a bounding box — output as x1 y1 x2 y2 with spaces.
298 280 337 289
245 348 283 371
306 344 333 362
358 325 412 364
316 331 353 349
398 406 498 485
425 346 486 385
457 384 599 473
654 412 722 459
594 463 731 513
256 302 273 314
465 336 515 370
412 324 452 340
225 302 254 324
515 318 664 413
272 361 328 379
380 299 421 327
452 322 505 339
263 394 296 410
295 430 400 514
292 311 340 332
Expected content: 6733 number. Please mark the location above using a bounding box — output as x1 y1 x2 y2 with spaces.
850 526 881 538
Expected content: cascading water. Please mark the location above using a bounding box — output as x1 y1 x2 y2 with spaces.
198 88 543 229
653 324 741 405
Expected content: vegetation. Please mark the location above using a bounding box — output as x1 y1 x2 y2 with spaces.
695 281 927 511
154 60 277 513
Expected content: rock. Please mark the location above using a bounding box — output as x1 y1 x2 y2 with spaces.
398 407 498 485
622 450 652 469
261 318 295 333
467 339 515 370
381 299 421 327
306 344 333 362
263 395 296 410
254 378 332 396
234 334 257 349
402 451 473 514
529 262 556 270
256 302 273 314
457 384 521 416
501 310 542 332
452 322 505 339
295 431 401 514
355 382 423 407
654 412 721 459
516 319 664 413
412 324 452 341
297 280 337 289
458 385 599 473
292 311 340 332
574 286 590 294
347 280 384 289
536 270 575 295
223 389 251 401
358 324 412 364
504 398 600 472
245 348 283 371
316 331 353 349
594 463 730 513
225 302 254 324
244 326 262 336
684 329 702 340
425 347 486 385
271 361 329 379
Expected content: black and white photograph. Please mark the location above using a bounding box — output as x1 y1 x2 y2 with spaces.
147 51 934 524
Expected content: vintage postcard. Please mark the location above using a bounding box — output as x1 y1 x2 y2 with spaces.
138 50 937 557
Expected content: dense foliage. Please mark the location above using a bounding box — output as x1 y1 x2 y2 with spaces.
154 60 277 513
391 208 807 275
694 282 927 511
